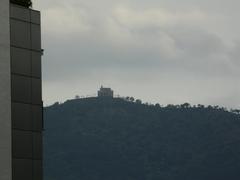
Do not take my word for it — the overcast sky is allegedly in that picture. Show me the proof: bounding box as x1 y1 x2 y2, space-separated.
33 0 240 108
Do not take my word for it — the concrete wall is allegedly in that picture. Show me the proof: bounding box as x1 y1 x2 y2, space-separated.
0 0 12 180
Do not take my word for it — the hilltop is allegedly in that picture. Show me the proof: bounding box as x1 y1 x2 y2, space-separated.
44 97 240 180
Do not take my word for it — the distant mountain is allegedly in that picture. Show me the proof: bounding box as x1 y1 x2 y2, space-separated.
44 97 240 180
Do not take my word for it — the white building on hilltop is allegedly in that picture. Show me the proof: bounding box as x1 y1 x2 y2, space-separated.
98 86 114 98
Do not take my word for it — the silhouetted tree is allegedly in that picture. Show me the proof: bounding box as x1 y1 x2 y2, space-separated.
197 104 205 108
125 97 130 101
129 97 135 102
181 103 191 108
135 99 142 104
231 109 240 114
10 0 32 7
166 104 175 108
207 105 214 109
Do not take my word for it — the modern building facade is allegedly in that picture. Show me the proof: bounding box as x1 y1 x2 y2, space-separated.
98 86 114 98
0 1 43 180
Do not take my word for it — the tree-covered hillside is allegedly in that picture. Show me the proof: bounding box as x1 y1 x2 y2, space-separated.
44 97 240 180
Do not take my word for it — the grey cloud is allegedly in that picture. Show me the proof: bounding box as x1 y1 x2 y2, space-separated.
33 0 240 108
42 22 235 81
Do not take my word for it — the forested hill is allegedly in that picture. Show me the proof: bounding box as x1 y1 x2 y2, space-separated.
44 97 240 180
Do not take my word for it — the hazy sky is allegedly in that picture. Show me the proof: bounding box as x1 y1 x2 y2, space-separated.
33 0 240 108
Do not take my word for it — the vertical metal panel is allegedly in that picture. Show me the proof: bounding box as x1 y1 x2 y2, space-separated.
0 0 12 180
10 5 43 180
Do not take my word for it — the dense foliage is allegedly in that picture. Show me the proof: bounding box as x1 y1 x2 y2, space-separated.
10 0 32 8
44 97 240 180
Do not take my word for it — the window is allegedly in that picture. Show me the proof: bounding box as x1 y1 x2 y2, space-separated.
32 105 43 131
31 11 40 25
31 51 41 78
12 103 32 130
10 19 31 49
32 78 42 104
11 47 31 76
13 159 33 180
31 24 41 50
33 132 42 159
12 75 31 103
33 160 43 180
12 130 33 158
